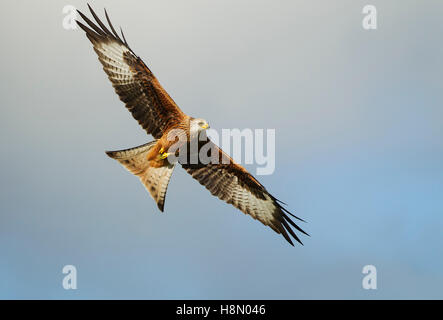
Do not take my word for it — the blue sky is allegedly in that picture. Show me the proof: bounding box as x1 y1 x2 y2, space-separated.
1 0 443 299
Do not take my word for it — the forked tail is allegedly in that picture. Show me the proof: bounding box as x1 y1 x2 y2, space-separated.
105 141 175 212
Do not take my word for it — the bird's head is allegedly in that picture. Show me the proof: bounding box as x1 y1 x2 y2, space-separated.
190 118 210 141
190 117 209 132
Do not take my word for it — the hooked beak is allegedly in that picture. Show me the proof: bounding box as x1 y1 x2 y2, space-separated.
201 123 209 129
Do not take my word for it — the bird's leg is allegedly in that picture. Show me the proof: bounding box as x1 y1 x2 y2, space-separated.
158 146 170 160
160 152 170 160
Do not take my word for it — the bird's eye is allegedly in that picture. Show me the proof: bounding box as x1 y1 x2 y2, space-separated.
198 122 205 127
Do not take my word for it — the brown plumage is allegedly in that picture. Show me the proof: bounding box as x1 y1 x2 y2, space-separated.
77 5 308 246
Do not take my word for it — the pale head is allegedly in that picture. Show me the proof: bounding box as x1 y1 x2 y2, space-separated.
190 118 210 139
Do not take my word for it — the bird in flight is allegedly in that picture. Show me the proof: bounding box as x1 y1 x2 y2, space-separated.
76 5 308 246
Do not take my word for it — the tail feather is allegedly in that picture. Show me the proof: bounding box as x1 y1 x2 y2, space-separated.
106 141 175 211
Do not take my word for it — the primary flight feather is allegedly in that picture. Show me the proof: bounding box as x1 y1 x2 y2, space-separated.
76 5 308 245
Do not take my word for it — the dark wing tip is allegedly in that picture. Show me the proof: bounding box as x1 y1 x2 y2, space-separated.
120 27 128 45
105 150 116 158
271 199 308 246
270 194 307 223
282 211 310 237
279 226 296 246
104 7 123 41
77 4 130 47
281 218 303 245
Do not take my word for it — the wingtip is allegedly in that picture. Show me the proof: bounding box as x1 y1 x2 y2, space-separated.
87 3 95 16
157 202 165 212
105 150 115 158
284 208 307 223
76 8 87 20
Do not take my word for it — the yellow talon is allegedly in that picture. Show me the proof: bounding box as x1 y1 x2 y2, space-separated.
159 147 165 154
159 152 170 160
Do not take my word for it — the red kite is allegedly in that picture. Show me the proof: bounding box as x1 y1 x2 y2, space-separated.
77 5 308 245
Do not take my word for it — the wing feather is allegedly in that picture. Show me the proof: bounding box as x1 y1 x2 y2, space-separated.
77 6 186 139
182 140 308 246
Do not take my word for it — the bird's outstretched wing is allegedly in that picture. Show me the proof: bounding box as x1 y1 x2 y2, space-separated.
76 5 186 139
181 140 308 246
